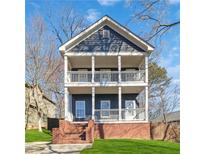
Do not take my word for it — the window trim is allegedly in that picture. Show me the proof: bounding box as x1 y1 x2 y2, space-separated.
100 100 111 118
75 100 86 118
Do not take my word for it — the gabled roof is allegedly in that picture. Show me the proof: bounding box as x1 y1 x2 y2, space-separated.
59 15 154 53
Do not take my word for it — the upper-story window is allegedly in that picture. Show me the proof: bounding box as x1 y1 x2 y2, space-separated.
102 29 110 39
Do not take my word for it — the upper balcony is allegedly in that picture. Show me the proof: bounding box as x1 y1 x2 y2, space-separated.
64 54 148 87
67 70 145 83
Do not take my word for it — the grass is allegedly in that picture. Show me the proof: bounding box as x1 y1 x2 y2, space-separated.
25 129 52 142
81 139 180 154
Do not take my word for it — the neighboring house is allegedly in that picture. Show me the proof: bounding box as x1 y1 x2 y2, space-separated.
151 111 180 123
53 16 154 144
25 83 56 129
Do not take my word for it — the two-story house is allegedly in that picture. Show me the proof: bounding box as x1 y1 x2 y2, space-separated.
52 16 154 144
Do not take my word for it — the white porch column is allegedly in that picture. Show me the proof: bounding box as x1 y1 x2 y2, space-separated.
118 55 121 82
92 56 95 83
145 86 149 122
64 87 70 121
64 56 68 83
118 86 122 120
92 87 95 120
145 54 149 121
145 55 148 83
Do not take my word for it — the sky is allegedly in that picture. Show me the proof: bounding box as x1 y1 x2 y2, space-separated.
26 0 180 85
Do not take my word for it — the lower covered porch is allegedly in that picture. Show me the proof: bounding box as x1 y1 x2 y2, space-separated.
65 86 148 123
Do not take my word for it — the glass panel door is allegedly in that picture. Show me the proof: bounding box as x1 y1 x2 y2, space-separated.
100 100 110 118
125 100 136 120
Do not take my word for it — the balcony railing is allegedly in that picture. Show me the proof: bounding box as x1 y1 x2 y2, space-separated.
94 71 118 82
67 70 145 83
68 71 92 82
94 108 145 121
121 70 145 82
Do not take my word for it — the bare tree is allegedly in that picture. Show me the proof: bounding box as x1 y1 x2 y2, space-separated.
125 1 180 123
44 6 88 117
26 6 87 124
46 6 87 44
126 0 180 42
25 15 63 131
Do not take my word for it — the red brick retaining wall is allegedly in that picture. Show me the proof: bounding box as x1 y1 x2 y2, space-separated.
52 121 151 144
94 122 151 139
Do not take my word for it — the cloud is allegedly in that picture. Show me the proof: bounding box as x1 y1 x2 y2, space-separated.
168 0 180 5
86 9 101 23
97 0 121 6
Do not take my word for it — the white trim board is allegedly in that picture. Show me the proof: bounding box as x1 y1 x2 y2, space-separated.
65 51 146 57
71 121 149 124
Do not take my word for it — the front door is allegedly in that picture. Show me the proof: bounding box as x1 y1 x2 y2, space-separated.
125 100 136 120
100 100 110 118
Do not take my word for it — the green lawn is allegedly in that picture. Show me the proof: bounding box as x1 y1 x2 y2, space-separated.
25 129 52 142
81 139 180 154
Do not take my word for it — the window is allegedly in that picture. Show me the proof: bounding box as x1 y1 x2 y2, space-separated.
101 100 110 117
102 30 110 39
75 101 85 118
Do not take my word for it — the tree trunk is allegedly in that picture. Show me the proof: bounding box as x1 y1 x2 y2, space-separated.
162 123 170 141
38 116 42 132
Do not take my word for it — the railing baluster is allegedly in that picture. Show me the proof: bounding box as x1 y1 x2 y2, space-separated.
94 108 145 121
68 70 145 83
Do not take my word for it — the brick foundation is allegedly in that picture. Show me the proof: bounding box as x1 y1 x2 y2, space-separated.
52 121 151 144
94 122 151 139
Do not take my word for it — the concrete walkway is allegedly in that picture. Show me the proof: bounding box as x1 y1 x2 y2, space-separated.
25 142 92 154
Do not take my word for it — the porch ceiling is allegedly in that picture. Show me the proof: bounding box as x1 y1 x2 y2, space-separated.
68 86 144 94
68 55 144 68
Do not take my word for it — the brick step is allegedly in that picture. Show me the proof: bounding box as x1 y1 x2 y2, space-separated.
60 139 89 144
62 133 86 140
52 120 95 144
59 123 87 134
60 128 85 134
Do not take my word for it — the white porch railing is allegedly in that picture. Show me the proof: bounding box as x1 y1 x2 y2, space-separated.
121 70 145 82
94 71 118 82
67 70 145 83
94 108 145 121
68 71 92 82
